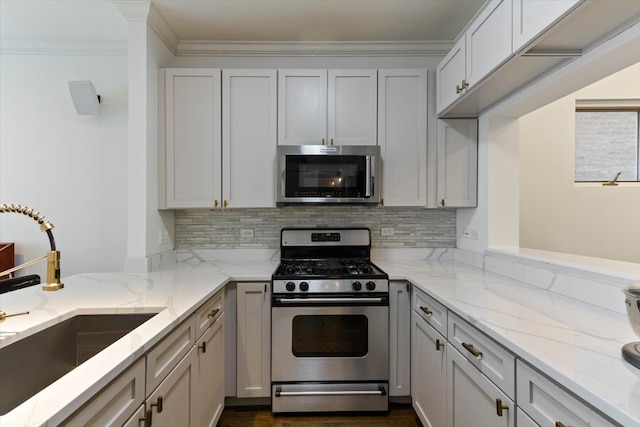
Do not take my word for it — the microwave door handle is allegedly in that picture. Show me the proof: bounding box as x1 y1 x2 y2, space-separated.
365 156 372 197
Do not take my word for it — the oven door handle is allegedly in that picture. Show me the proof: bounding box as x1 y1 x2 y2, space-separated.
275 386 387 397
276 297 384 304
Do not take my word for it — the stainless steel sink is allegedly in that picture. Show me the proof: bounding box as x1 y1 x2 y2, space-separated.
0 313 157 416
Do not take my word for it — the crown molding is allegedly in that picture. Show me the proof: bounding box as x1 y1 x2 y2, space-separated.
0 39 127 56
112 0 151 22
147 3 179 54
174 40 453 57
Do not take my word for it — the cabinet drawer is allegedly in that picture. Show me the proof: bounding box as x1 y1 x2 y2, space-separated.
146 316 195 394
62 358 145 427
447 312 515 398
516 360 618 427
195 289 224 339
412 287 448 337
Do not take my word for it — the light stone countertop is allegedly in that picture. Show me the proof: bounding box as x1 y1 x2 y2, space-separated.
0 255 638 426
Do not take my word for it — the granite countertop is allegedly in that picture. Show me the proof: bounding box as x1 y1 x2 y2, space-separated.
0 255 638 426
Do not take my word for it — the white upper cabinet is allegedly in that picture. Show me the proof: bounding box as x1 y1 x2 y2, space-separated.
278 69 377 145
436 37 466 114
161 69 222 208
465 0 513 89
437 119 478 208
378 69 428 207
222 69 277 208
328 69 378 145
160 68 277 209
512 0 581 52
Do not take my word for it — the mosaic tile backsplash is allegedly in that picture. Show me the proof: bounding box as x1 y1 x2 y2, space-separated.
174 206 456 249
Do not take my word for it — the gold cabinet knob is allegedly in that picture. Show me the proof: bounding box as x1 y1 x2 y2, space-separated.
495 398 509 416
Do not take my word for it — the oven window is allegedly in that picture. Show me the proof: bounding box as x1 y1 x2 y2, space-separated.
285 155 366 197
292 315 368 357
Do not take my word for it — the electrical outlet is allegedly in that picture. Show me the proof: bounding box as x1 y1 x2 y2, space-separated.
381 227 394 236
241 229 254 238
462 228 479 240
159 228 169 245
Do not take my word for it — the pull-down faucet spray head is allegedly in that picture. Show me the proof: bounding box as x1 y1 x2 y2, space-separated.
0 203 63 291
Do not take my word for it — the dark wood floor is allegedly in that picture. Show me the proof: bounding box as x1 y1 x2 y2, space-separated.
217 404 423 427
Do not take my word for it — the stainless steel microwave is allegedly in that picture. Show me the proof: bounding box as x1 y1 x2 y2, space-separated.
276 145 381 205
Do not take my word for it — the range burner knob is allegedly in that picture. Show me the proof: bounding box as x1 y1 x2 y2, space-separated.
299 282 309 292
352 281 362 291
366 281 376 291
285 282 296 292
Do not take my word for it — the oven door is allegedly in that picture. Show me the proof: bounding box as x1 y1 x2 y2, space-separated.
271 303 388 382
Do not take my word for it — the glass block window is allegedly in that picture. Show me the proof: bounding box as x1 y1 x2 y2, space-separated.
574 100 640 182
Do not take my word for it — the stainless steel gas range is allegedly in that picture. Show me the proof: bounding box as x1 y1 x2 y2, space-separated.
271 228 389 413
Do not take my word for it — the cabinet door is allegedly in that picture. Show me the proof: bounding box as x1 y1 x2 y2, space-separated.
278 69 327 145
389 282 411 397
447 344 515 427
163 69 222 208
193 313 225 427
411 311 447 427
222 70 277 207
465 0 513 88
512 0 581 52
437 119 478 208
145 346 197 427
436 37 466 114
236 282 271 398
516 408 540 427
328 69 377 146
378 69 427 206
123 404 146 427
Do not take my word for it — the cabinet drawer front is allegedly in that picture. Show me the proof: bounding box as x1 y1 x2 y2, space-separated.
516 360 618 427
412 287 448 337
146 316 195 394
195 289 224 339
62 358 146 427
447 312 515 398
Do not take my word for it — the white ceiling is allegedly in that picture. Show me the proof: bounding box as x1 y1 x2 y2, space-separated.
0 0 485 49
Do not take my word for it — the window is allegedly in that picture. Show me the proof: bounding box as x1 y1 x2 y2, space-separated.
574 100 640 182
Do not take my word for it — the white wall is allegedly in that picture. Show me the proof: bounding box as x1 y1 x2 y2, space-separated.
519 63 640 263
0 53 128 278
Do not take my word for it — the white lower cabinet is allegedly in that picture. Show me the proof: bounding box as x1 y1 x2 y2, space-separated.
447 343 515 427
516 360 618 427
61 358 146 427
144 346 197 427
411 307 447 427
193 312 225 427
123 404 146 427
517 407 540 427
236 282 271 398
389 281 411 396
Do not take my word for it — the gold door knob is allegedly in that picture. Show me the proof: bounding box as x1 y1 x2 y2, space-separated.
214 200 219 208
223 200 228 208
440 199 445 207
